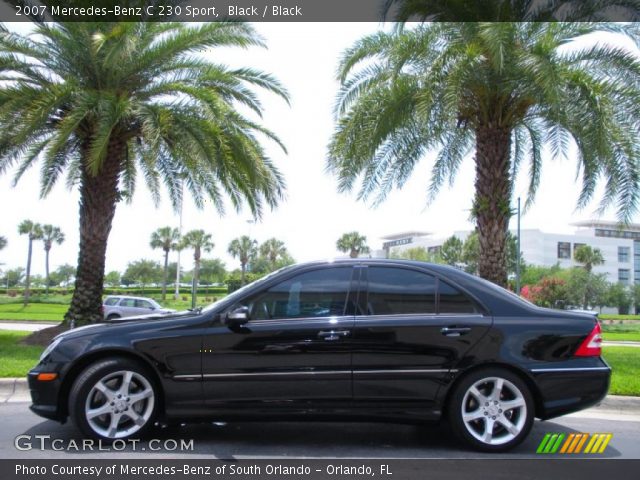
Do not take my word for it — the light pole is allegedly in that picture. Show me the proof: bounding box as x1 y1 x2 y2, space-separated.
174 179 184 300
516 196 521 296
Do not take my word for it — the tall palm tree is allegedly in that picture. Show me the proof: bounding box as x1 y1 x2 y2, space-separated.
328 22 640 287
259 238 288 271
18 220 42 306
0 22 288 325
150 226 181 301
228 236 258 285
336 232 370 258
41 224 65 295
574 245 605 273
181 230 214 304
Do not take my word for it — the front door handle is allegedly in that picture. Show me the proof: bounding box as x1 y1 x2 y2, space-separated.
318 330 350 341
441 326 471 337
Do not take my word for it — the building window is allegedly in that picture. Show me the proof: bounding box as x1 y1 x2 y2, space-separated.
573 243 586 258
618 269 630 284
557 242 571 259
619 246 630 263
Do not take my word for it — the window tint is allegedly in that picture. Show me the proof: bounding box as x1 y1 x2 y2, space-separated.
367 267 436 315
439 281 477 314
244 267 352 320
104 297 119 306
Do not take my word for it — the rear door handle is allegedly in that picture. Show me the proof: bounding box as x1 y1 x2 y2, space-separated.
318 330 350 341
440 326 471 337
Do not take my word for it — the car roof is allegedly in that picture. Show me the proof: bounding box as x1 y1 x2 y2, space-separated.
104 295 157 302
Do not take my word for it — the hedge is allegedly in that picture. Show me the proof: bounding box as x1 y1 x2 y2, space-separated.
0 286 228 297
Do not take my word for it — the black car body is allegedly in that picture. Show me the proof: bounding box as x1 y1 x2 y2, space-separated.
28 260 610 451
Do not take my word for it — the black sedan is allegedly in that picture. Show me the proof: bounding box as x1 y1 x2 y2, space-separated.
28 259 609 451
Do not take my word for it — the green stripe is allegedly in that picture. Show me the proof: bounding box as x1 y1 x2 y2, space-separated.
543 434 559 453
550 433 566 453
537 433 552 453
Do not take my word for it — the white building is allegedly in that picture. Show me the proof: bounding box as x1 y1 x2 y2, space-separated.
375 220 640 286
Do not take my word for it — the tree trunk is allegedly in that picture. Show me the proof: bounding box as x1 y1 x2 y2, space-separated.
350 249 357 258
162 249 169 301
240 263 246 285
23 237 33 307
45 246 50 296
65 138 124 326
473 125 512 288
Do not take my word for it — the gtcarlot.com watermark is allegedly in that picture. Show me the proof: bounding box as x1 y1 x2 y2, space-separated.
14 434 194 452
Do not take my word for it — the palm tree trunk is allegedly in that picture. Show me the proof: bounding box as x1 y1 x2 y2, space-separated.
162 249 169 301
473 125 512 288
240 263 246 285
193 259 200 308
23 238 33 307
44 246 50 296
65 138 124 326
350 249 357 258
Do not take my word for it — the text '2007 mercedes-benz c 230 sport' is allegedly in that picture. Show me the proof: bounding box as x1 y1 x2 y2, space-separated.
28 259 610 451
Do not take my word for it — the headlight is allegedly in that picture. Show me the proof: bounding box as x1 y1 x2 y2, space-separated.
39 337 62 362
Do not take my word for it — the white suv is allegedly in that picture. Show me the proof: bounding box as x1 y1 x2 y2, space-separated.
102 295 176 320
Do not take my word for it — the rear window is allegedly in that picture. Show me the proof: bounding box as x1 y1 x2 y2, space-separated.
104 297 120 306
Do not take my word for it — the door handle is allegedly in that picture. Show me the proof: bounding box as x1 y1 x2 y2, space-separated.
440 326 471 337
317 330 350 341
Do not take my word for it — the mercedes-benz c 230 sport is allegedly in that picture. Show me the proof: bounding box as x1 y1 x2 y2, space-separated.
28 259 610 451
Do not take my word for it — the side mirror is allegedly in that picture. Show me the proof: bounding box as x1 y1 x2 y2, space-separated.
226 306 250 327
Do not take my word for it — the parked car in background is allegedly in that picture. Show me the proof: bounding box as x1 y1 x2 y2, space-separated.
31 260 608 451
102 295 176 320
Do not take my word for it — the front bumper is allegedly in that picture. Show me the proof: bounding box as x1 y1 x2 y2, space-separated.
531 360 611 419
27 369 65 422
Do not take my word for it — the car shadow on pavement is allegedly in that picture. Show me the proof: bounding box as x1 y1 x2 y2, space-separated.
16 419 621 459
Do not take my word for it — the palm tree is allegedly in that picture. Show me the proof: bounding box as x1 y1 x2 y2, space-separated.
228 236 258 285
41 225 65 295
328 22 640 287
0 22 288 325
0 235 6 251
574 245 605 273
336 232 370 258
18 220 42 306
181 230 214 304
150 227 181 301
259 238 288 271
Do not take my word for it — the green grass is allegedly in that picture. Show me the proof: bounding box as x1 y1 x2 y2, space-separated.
601 322 640 342
600 314 640 321
0 331 43 377
603 347 640 396
0 303 66 321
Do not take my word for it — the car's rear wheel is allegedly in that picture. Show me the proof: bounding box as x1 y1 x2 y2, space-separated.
69 358 157 441
106 314 120 321
448 368 534 452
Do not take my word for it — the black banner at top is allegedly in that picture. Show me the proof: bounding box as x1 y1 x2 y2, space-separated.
0 0 639 22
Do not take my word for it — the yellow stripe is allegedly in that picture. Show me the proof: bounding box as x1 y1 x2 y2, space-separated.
585 434 602 453
574 434 589 453
560 434 575 453
597 434 613 453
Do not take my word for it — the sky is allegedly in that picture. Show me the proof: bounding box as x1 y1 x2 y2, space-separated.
0 22 638 277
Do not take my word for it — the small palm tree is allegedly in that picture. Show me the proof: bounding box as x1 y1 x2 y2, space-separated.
150 227 181 301
41 225 65 295
337 232 370 258
259 238 288 271
574 245 605 273
18 220 42 305
181 230 214 305
328 22 640 287
228 236 258 285
0 22 288 325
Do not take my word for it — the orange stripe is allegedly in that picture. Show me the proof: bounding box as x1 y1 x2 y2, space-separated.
560 434 575 453
567 434 583 453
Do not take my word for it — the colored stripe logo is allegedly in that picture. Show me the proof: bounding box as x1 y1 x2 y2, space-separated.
536 433 612 454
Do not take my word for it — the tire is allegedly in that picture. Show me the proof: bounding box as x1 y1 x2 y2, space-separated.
69 357 158 441
106 314 121 321
447 367 534 452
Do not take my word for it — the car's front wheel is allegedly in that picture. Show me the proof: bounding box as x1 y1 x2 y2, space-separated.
448 368 534 452
69 357 158 441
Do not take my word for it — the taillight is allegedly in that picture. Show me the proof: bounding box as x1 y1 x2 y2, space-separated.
575 322 602 357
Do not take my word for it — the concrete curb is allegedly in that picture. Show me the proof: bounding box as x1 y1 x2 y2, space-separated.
0 378 29 403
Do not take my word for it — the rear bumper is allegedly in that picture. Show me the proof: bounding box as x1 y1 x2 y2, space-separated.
530 361 611 420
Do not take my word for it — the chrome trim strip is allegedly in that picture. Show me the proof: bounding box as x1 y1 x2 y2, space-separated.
530 367 611 373
174 368 457 380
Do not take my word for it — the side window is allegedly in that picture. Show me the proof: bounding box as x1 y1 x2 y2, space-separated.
367 267 436 315
120 298 136 307
243 267 353 320
438 281 478 314
135 300 152 309
104 297 119 306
